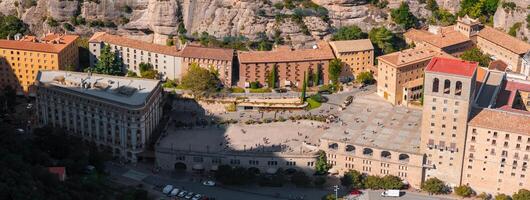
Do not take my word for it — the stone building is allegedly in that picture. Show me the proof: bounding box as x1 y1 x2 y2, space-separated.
237 42 335 88
420 57 479 187
404 16 530 79
35 70 163 162
88 32 183 80
376 47 454 106
0 34 79 95
180 44 235 86
329 39 374 82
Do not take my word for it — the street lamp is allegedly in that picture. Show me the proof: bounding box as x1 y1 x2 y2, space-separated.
333 185 339 200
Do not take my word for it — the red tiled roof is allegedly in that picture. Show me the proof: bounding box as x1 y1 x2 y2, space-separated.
478 26 530 55
0 34 78 53
425 57 478 77
488 60 508 71
89 32 181 57
238 41 335 63
180 45 234 61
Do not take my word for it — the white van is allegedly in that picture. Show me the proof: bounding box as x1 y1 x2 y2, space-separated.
381 190 400 197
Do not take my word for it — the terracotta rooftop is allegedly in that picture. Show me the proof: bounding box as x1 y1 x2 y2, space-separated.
425 57 478 77
0 34 78 53
377 47 454 68
329 39 374 53
488 60 508 71
403 26 471 49
468 108 530 135
88 32 181 57
238 41 335 63
478 26 530 55
180 45 234 61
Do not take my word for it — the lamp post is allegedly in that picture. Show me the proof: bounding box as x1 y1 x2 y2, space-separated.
333 185 339 200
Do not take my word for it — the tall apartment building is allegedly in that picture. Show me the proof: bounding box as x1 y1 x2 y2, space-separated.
237 42 335 88
329 39 374 82
404 16 530 79
376 47 454 106
88 32 183 80
420 57 479 186
180 44 235 86
35 70 163 162
0 34 79 95
463 108 530 194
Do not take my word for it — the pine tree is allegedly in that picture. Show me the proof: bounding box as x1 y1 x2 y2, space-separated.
88 45 122 75
301 71 307 102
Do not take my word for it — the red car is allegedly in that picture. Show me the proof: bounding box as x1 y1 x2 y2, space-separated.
349 189 362 196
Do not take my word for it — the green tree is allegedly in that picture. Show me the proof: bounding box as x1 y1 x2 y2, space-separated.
460 47 492 67
331 25 368 41
356 71 374 84
127 70 138 77
513 189 530 200
313 67 320 86
301 71 307 102
430 9 457 26
426 0 439 11
381 175 404 189
454 185 474 197
508 22 522 37
180 63 220 95
267 65 277 88
315 150 331 175
328 58 343 84
477 192 492 200
364 175 384 189
458 0 499 24
421 177 447 195
0 15 28 39
86 45 122 75
369 27 401 55
391 3 418 29
291 171 311 187
340 170 363 188
314 176 326 188
494 194 511 200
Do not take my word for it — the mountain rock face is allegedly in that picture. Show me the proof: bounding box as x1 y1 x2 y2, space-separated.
0 0 506 47
493 3 530 41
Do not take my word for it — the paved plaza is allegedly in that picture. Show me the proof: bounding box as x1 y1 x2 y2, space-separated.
322 93 422 154
158 120 327 154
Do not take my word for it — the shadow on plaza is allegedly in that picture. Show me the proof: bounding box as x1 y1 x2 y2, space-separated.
155 96 340 195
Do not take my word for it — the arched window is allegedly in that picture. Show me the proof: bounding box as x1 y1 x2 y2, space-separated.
328 143 338 150
444 79 451 94
455 81 462 96
399 154 410 162
345 145 355 152
381 151 391 159
363 148 373 156
432 78 439 92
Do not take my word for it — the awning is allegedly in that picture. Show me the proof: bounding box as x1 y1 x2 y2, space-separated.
328 167 339 175
266 168 277 174
192 164 204 170
210 165 218 171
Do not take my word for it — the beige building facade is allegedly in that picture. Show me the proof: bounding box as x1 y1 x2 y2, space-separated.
180 45 235 86
329 39 374 82
376 48 453 106
420 57 478 187
36 70 163 162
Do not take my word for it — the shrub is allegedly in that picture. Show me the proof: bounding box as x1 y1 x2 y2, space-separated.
421 177 447 194
291 171 311 187
454 185 474 197
230 87 245 93
62 23 74 31
250 81 260 89
313 176 326 187
47 17 59 27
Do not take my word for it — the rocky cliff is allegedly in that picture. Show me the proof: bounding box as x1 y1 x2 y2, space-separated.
0 0 459 47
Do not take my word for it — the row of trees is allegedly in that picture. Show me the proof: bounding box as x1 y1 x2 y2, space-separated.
420 177 530 200
340 170 405 190
331 25 406 57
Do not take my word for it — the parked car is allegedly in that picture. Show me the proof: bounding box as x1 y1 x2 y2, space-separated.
185 192 195 199
191 194 202 200
349 189 362 196
169 188 180 197
162 185 174 195
177 191 188 198
202 180 215 186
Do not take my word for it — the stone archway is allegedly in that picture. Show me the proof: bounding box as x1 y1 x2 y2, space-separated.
174 162 187 171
